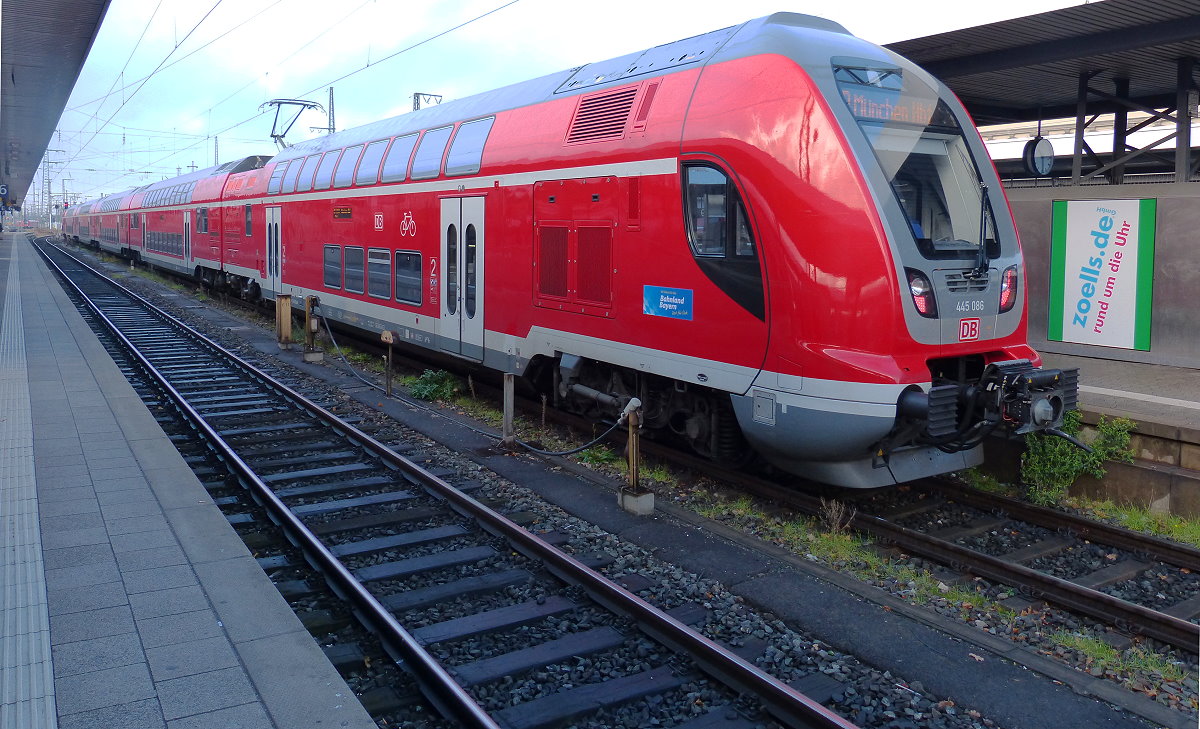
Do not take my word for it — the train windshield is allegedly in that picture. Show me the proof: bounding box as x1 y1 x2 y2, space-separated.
833 58 995 261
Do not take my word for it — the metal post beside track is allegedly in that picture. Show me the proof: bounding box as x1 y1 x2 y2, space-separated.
381 330 398 397
275 294 292 349
502 373 516 448
618 404 653 515
304 295 323 362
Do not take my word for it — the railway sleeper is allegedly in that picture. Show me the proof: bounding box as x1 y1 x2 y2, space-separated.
274 476 397 500
262 461 378 484
409 595 578 646
353 545 496 582
379 568 535 613
493 664 691 729
329 525 468 558
451 626 626 687
290 489 415 516
310 505 447 536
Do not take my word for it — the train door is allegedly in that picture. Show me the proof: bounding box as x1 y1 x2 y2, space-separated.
140 214 146 252
265 206 282 297
438 197 485 361
183 211 192 267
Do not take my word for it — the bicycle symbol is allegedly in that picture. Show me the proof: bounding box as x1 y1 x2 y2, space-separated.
400 212 416 236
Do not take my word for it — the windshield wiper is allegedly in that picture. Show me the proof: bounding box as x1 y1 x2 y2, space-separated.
968 181 990 279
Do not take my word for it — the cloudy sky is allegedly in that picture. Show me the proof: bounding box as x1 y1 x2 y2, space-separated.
50 0 1087 202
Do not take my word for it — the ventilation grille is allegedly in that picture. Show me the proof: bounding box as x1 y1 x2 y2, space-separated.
538 226 569 298
576 227 612 305
567 87 638 143
944 271 989 293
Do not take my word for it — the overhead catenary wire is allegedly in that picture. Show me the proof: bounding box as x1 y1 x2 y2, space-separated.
65 0 522 198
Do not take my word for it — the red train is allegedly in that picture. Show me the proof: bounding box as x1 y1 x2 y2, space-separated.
63 12 1077 487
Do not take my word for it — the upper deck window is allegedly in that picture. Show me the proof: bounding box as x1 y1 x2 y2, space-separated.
355 140 389 186
333 146 362 188
283 158 307 193
268 162 290 194
295 154 321 193
313 151 339 191
410 126 454 180
445 117 494 176
380 134 419 184
833 57 995 261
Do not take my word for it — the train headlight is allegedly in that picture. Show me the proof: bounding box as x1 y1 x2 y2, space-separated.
999 265 1018 313
906 268 937 318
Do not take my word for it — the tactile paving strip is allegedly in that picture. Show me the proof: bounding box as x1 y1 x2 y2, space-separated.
0 239 58 729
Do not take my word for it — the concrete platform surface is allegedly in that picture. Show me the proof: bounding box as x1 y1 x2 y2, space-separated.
0 234 376 729
1043 352 1200 436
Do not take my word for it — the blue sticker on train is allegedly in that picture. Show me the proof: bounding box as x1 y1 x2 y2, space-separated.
643 286 693 320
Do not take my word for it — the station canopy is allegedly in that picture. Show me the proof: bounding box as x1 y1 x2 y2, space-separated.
0 0 110 208
887 0 1200 125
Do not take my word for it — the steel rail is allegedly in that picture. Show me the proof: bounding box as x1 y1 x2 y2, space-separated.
34 241 503 729
922 479 1200 572
736 476 1200 653
38 240 861 729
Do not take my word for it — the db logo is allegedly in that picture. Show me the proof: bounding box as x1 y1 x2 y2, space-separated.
959 318 980 341
373 213 384 231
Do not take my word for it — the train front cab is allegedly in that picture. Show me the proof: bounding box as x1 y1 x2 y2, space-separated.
707 16 1078 487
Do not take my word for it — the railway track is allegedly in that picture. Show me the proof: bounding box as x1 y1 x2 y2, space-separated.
35 238 861 729
639 444 1200 655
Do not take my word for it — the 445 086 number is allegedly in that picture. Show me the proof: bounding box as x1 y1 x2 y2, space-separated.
955 300 986 313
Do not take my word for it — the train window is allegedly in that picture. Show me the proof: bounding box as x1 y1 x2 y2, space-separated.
333 145 363 188
197 208 208 233
268 162 289 194
681 162 765 320
355 140 389 186
445 117 494 176
683 165 755 258
344 246 365 294
394 251 422 306
445 224 458 314
295 154 321 193
283 157 306 193
410 126 454 180
367 248 391 299
323 245 342 289
313 151 339 191
244 205 252 236
380 134 418 184
464 224 477 318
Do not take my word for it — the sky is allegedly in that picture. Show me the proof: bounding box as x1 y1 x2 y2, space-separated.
44 0 1090 204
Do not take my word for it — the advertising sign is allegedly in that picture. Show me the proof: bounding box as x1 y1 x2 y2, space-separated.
1048 199 1156 350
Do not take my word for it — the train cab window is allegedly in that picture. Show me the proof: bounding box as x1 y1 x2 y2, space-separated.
380 134 419 184
283 159 306 193
683 165 755 258
295 154 321 192
333 145 362 188
367 248 390 299
313 151 339 191
410 126 454 180
355 140 389 186
244 205 252 236
323 245 342 288
445 117 494 176
395 251 422 305
268 162 290 194
344 246 366 294
681 163 764 320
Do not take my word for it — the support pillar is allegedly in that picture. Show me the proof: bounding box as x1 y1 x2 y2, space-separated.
1112 78 1130 184
1072 71 1090 184
1176 57 1195 183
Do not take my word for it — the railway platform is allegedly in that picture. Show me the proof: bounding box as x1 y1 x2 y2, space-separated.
0 232 375 729
1023 352 1199 515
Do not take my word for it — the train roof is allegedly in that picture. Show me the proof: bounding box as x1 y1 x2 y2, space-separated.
270 12 852 164
72 156 272 210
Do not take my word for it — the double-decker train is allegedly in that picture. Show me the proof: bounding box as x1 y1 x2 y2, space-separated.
62 12 1077 487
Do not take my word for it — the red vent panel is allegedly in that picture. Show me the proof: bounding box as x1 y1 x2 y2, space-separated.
576 226 612 305
537 226 569 298
566 86 638 143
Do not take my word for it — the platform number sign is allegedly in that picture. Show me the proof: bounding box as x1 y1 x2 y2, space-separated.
959 318 980 342
0 184 7 197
